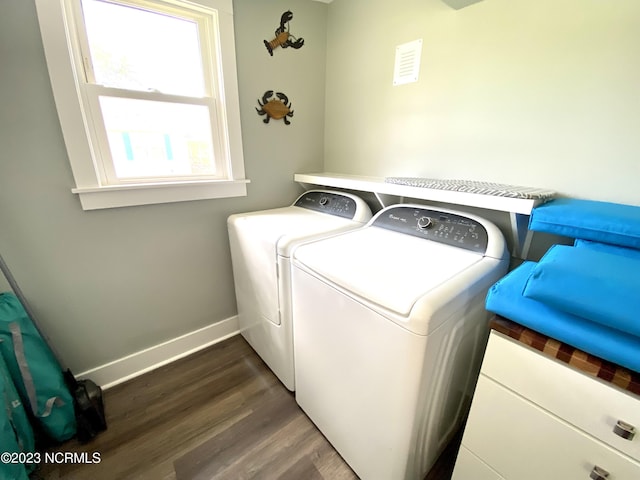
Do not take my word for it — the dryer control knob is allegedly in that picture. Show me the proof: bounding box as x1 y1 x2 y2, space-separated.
319 197 329 206
417 216 433 229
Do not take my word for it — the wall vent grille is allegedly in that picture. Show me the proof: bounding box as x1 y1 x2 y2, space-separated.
393 39 422 86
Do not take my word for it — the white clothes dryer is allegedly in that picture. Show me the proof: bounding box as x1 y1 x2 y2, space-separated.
227 190 371 391
291 204 509 480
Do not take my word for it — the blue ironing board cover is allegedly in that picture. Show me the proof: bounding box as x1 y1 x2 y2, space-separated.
486 261 640 374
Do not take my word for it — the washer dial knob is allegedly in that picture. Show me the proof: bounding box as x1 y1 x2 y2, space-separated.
417 216 433 229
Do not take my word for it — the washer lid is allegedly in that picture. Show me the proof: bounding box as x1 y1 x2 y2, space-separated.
293 226 483 317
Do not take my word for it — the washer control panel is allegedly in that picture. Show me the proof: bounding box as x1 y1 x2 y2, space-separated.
372 206 488 253
294 191 359 219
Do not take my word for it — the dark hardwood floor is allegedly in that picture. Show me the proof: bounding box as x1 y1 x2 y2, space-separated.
33 335 460 480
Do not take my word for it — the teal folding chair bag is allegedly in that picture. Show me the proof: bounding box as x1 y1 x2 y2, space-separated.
0 292 76 442
0 348 35 479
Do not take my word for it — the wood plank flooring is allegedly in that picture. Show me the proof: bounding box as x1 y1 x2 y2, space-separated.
33 335 459 480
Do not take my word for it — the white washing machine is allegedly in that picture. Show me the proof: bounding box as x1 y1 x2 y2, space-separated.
227 190 371 391
291 204 509 480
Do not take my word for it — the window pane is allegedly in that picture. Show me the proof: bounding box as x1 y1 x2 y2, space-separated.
99 96 216 179
81 0 206 97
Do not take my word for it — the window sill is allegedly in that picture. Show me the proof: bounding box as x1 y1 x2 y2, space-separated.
72 179 250 210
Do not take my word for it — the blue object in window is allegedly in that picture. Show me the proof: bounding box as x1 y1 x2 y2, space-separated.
122 132 134 161
164 134 173 160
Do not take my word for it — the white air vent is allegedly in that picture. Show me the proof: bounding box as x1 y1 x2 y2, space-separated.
393 39 422 86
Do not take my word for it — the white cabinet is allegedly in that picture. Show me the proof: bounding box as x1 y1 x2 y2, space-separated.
453 447 504 480
452 331 640 480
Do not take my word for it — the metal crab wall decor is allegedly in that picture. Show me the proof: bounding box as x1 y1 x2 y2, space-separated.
263 11 304 56
256 91 294 125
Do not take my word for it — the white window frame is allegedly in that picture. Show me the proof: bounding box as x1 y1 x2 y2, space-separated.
35 0 248 210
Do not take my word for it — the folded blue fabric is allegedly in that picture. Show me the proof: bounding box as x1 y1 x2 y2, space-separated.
486 261 640 373
575 239 640 260
522 245 640 338
529 198 640 248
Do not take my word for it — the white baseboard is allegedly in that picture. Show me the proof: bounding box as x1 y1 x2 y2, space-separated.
76 316 239 390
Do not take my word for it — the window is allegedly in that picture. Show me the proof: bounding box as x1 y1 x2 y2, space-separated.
35 0 247 210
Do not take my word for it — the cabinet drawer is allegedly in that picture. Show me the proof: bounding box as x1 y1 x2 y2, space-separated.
481 331 640 460
462 375 640 480
452 446 504 480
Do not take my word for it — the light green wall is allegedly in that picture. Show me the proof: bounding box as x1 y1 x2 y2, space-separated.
324 0 640 206
2 0 638 374
0 0 326 372
235 1 328 196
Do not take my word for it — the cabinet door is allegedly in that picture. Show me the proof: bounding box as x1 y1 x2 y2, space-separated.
452 446 504 480
481 332 640 460
461 376 640 480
